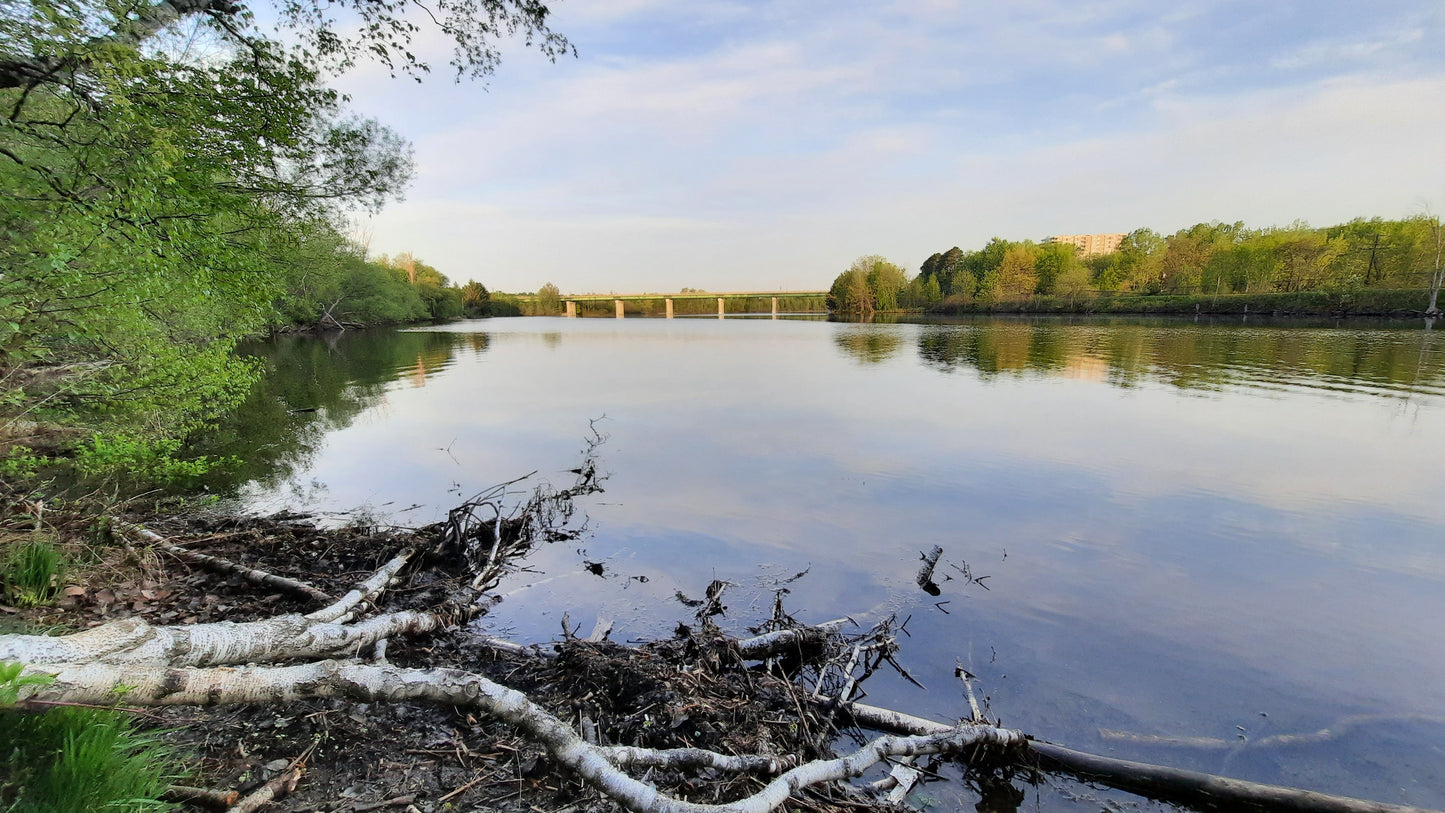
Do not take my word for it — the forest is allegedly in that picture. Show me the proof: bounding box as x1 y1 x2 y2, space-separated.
0 0 512 485
829 218 1445 316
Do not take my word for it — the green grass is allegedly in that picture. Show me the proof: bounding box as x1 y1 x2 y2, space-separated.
2 536 67 607
0 705 180 812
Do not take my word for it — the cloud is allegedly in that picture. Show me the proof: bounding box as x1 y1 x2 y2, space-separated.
1270 24 1428 72
338 3 1445 291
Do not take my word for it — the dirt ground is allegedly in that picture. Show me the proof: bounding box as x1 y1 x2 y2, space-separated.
3 506 897 813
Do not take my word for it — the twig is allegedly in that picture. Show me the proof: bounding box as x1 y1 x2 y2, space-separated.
347 796 417 812
162 785 239 809
228 767 301 813
115 521 330 603
438 775 486 803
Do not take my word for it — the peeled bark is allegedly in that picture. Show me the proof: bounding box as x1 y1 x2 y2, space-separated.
0 550 425 668
734 619 849 660
19 660 1025 813
0 610 437 667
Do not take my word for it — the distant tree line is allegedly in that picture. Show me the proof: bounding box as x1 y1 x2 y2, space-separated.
829 217 1445 315
268 228 499 330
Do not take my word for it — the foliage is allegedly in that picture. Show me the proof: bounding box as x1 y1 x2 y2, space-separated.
909 217 1445 312
536 282 563 316
0 701 179 812
0 4 406 484
460 280 490 315
0 0 559 489
0 660 53 706
2 535 66 606
828 256 909 315
488 292 525 317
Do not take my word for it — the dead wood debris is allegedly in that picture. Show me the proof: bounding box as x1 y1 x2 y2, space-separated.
4 457 1442 813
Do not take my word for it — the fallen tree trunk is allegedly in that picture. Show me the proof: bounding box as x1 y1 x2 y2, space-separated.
0 550 423 667
422 622 1445 813
834 700 1440 813
18 659 1026 813
5 472 1437 813
0 610 437 667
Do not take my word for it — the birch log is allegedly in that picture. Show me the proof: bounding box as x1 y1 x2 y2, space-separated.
833 700 1441 813
18 660 1025 813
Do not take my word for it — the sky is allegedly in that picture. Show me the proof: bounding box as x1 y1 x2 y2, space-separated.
329 1 1445 294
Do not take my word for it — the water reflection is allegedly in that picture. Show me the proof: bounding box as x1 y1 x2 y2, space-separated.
194 329 479 489
833 327 905 364
909 317 1444 397
202 315 1445 811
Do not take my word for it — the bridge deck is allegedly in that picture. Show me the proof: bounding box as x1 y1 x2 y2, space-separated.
519 290 828 302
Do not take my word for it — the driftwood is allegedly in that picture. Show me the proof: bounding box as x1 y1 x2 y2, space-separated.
472 622 1445 813
0 550 420 667
21 659 1025 813
4 455 1438 813
162 785 240 809
118 521 332 604
230 767 302 813
916 545 943 596
8 602 1441 813
834 700 1440 813
734 618 849 660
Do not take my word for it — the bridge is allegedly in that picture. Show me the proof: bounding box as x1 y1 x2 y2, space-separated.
520 290 829 318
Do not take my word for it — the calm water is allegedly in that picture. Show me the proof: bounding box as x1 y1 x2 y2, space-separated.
212 315 1445 811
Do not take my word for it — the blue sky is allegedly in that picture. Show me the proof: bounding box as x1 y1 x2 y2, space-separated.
332 1 1445 293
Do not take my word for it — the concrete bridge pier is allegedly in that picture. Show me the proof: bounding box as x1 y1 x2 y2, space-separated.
615 299 625 319
718 297 725 318
565 301 576 318
772 297 778 318
665 298 674 319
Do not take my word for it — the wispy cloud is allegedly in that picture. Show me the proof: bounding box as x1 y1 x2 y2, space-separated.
335 1 1445 291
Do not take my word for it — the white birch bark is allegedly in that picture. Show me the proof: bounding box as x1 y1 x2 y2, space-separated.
17 660 1025 813
0 550 425 667
0 610 437 666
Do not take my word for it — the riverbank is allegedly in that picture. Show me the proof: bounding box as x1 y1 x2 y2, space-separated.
0 497 849 813
9 490 1444 813
926 288 1431 317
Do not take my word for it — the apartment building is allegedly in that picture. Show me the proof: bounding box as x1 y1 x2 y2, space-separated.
1045 233 1126 256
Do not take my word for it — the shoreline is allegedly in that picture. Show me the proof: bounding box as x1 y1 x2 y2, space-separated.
921 288 1434 318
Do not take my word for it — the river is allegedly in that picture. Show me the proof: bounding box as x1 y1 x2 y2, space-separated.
210 314 1445 811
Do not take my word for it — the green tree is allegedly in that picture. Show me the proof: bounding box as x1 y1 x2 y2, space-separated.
919 247 963 287
1055 262 1095 304
827 255 909 315
536 282 563 315
865 258 908 311
0 0 569 484
1106 228 1164 291
1033 242 1077 296
460 280 491 314
996 244 1038 300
